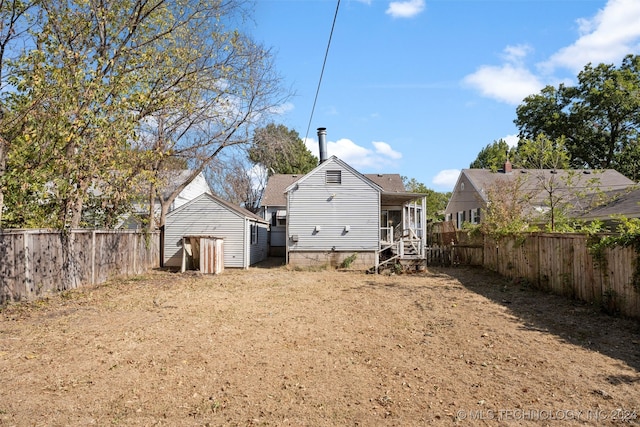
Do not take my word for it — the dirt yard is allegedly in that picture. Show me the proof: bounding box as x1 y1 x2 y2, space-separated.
1 261 639 426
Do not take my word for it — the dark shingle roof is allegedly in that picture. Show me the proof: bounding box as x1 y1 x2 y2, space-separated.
364 174 406 192
261 172 407 208
464 168 634 205
580 187 640 220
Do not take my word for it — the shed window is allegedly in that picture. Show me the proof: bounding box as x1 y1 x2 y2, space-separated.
326 170 342 184
251 224 258 244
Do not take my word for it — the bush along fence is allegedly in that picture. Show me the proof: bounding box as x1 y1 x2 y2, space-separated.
0 229 160 303
443 232 640 320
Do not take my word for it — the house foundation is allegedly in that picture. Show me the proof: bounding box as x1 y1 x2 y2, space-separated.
288 251 376 270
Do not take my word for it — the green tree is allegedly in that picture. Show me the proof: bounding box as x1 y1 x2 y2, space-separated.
469 139 513 171
0 0 37 227
2 0 283 287
515 54 640 178
402 177 450 222
514 134 570 170
249 124 318 176
2 0 284 232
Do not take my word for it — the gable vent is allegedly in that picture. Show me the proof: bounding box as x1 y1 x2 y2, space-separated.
326 170 341 184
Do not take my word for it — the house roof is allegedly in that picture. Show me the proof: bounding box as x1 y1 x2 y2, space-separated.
260 174 303 207
262 162 412 208
461 168 635 205
284 156 384 193
167 192 268 224
364 173 406 192
580 187 640 220
158 169 211 199
446 168 637 221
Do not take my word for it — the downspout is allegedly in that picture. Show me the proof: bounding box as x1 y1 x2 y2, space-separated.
243 218 251 270
285 191 290 265
375 191 380 273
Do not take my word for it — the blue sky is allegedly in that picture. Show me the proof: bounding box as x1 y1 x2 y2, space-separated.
249 0 640 192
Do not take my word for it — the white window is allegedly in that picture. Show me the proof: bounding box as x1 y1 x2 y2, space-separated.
456 211 466 229
276 210 287 227
470 208 481 224
326 170 341 184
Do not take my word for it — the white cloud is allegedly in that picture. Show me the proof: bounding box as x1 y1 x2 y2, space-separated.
386 0 425 18
542 0 640 73
269 102 294 116
462 60 544 105
464 0 640 104
304 135 402 170
372 141 402 159
503 134 519 148
432 169 460 190
501 44 532 64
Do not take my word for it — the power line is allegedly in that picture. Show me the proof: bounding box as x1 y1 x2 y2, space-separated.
304 0 340 145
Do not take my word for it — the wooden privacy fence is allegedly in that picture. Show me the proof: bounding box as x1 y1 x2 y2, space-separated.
454 232 640 319
0 229 160 303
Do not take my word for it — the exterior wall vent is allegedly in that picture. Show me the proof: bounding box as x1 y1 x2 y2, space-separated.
326 170 341 184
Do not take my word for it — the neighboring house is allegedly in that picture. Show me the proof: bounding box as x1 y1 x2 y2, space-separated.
260 174 303 257
163 193 269 269
579 187 640 228
118 170 212 229
445 161 636 229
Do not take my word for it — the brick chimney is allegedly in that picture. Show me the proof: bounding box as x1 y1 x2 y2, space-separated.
504 150 512 173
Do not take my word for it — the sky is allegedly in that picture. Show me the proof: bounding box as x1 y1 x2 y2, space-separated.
248 0 640 192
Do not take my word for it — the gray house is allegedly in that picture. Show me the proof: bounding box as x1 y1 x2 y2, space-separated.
164 193 269 269
283 154 426 271
259 128 427 271
445 161 636 229
579 187 640 228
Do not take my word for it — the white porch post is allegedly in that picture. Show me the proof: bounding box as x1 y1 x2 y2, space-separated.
421 196 427 252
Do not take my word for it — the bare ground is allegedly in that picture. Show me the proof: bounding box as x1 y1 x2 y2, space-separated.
1 260 639 426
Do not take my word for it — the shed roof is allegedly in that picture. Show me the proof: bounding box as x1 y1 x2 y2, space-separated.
167 193 268 224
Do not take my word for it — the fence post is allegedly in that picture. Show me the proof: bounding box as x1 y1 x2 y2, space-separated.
23 230 32 298
91 230 96 285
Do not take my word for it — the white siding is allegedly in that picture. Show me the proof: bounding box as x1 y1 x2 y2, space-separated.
164 195 250 269
171 173 211 211
264 206 286 247
287 161 379 253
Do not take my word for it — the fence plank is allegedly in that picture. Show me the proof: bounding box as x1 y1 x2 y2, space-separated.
0 230 159 302
488 233 640 319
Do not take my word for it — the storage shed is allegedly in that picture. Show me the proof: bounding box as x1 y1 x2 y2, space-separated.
164 193 268 269
181 235 224 274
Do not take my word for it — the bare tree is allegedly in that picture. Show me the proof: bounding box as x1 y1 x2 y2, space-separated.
206 153 266 213
139 30 286 230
